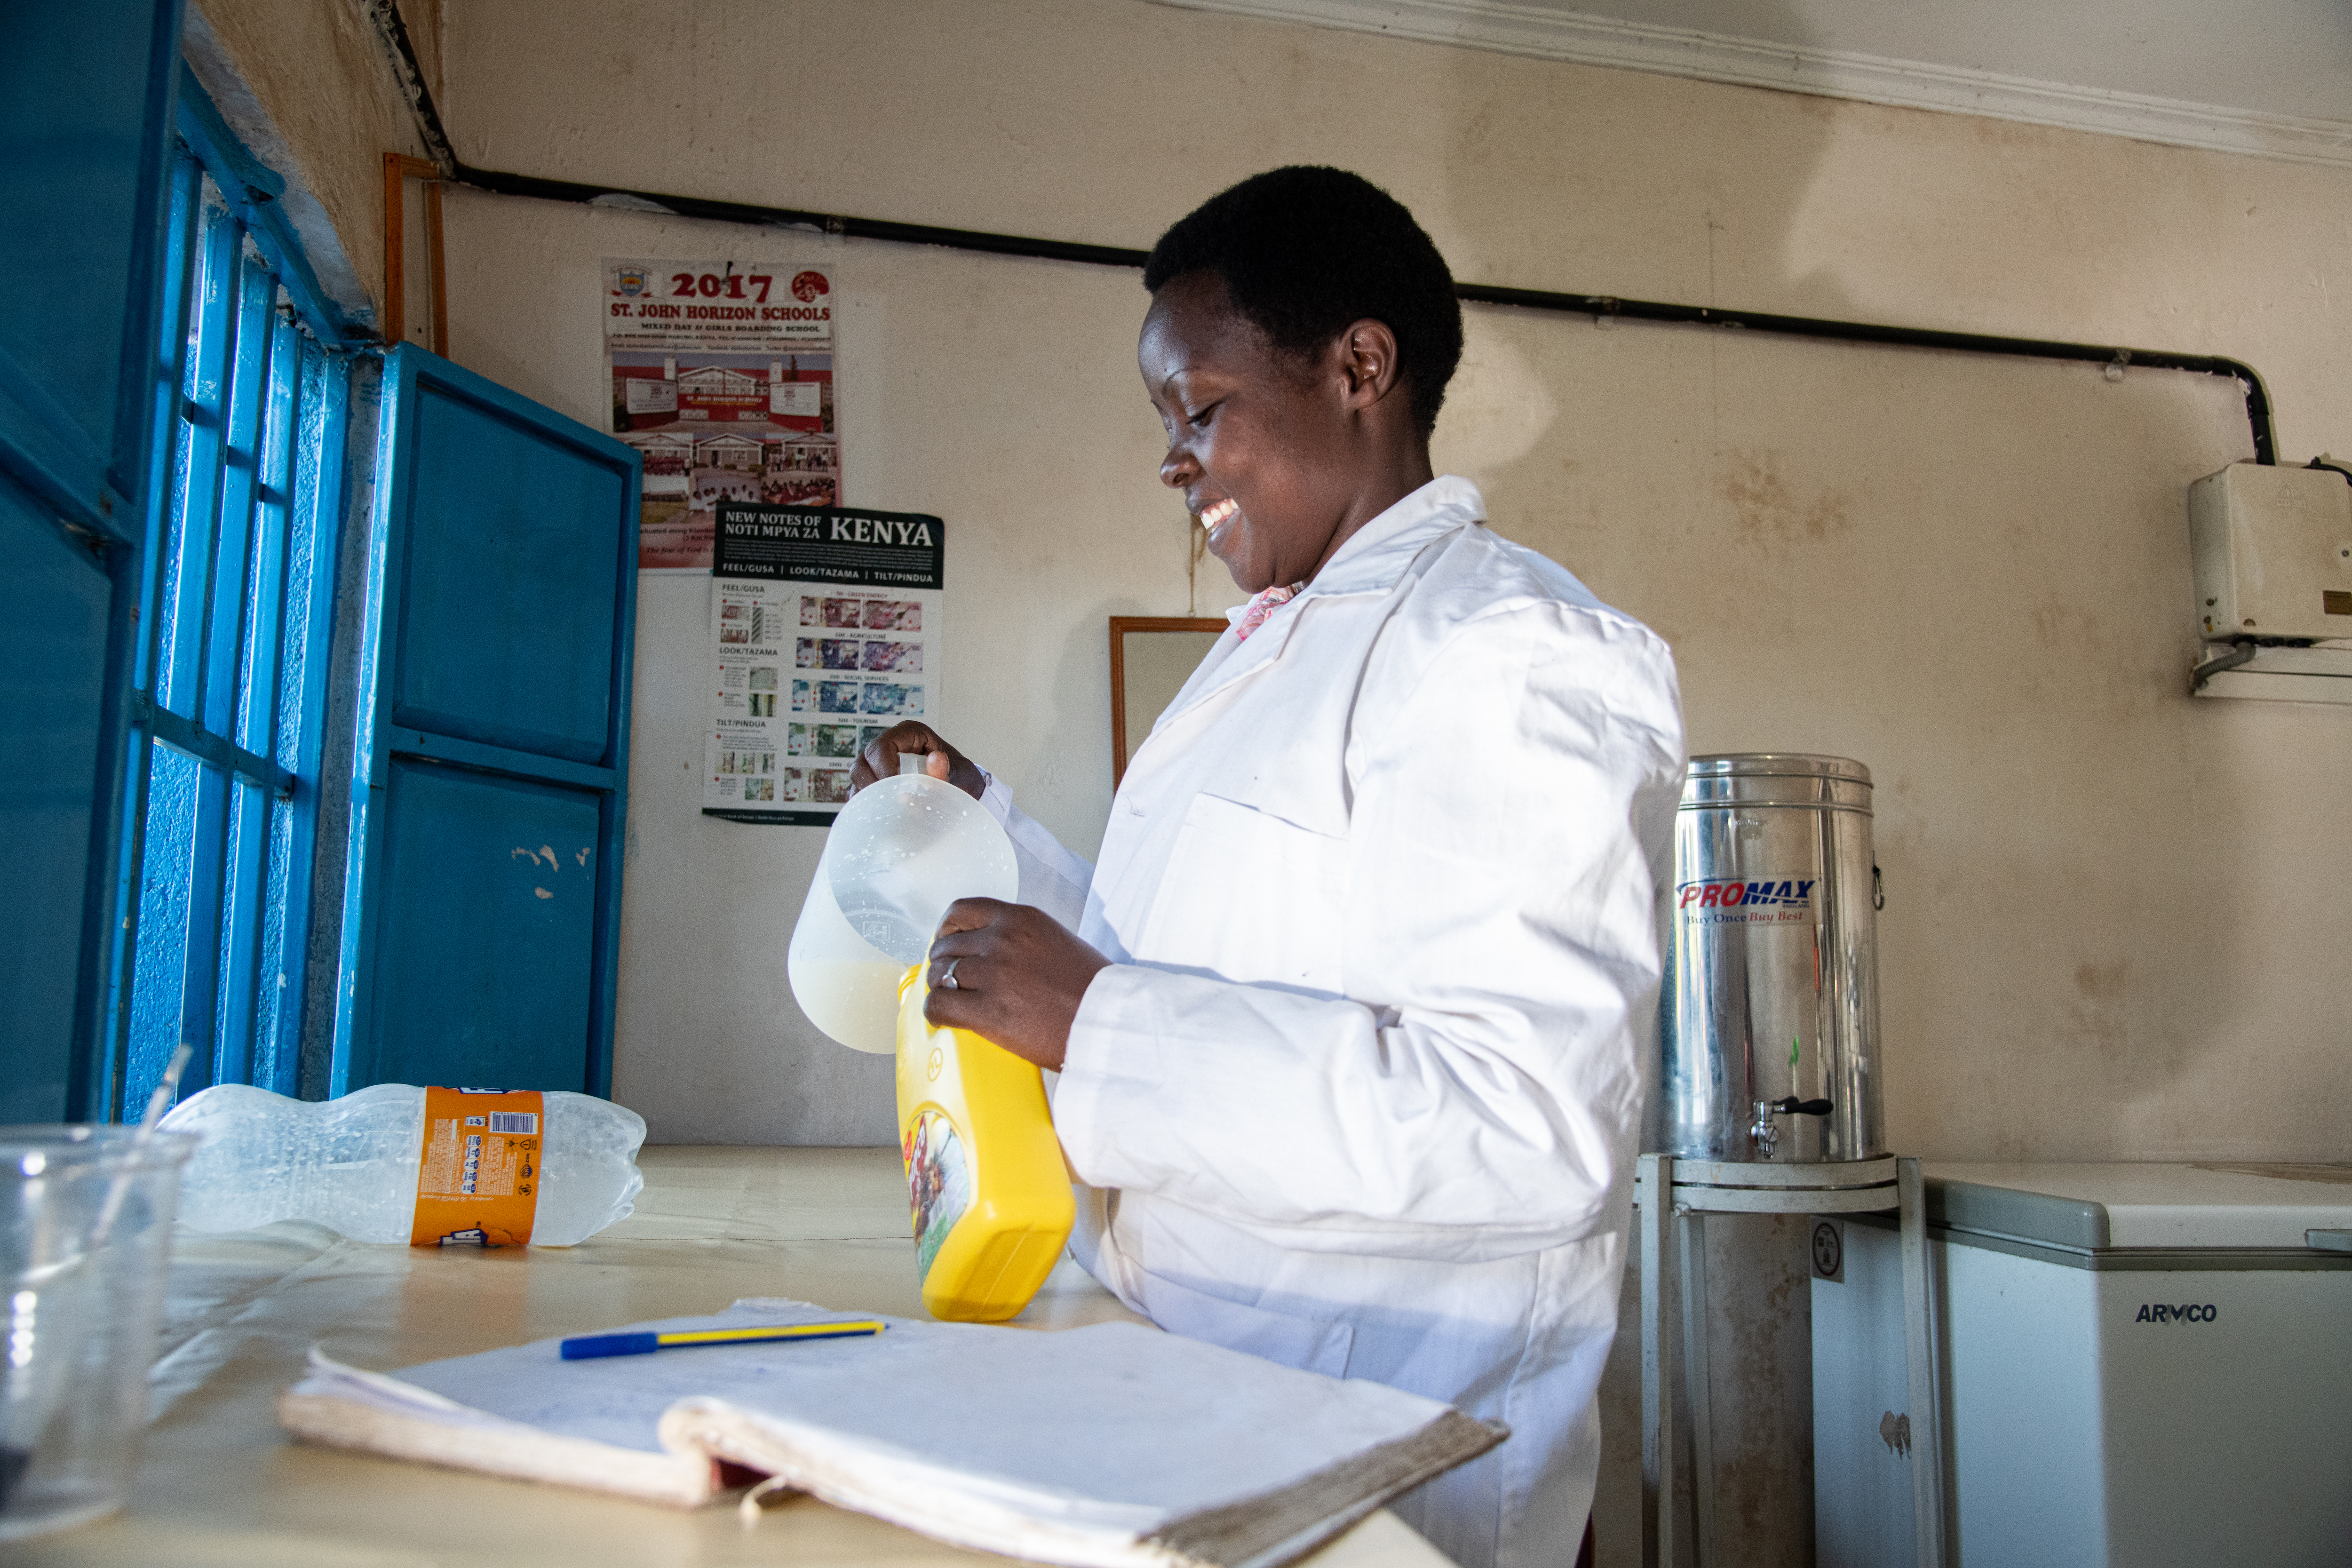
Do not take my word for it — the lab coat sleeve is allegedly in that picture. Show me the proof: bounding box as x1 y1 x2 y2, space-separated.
977 768 1095 932
1052 602 1685 1264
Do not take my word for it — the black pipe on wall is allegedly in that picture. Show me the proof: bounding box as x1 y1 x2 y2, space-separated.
365 3 2279 466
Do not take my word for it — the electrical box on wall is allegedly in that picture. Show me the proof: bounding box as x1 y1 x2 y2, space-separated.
2188 461 2352 703
2188 462 2352 639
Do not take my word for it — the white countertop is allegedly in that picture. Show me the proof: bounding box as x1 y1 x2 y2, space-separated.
15 1145 1448 1568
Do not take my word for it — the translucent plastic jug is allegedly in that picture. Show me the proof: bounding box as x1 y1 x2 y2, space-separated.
786 767 1018 1051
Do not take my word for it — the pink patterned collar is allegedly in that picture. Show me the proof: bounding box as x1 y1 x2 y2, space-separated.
1232 581 1306 641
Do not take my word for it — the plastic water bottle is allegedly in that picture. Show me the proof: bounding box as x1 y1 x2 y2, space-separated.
158 1084 646 1246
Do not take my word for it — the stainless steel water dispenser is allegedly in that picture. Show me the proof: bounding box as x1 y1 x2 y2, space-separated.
1656 754 1883 1164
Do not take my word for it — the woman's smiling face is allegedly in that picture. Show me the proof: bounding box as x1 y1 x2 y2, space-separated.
1139 271 1360 596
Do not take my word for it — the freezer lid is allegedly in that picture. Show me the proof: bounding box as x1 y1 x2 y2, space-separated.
1924 1162 2352 1251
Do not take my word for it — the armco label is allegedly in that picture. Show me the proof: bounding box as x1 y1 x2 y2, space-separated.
410 1087 545 1247
1677 876 1817 927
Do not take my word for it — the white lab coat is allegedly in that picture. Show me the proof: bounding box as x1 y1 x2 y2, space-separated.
978 476 1686 1568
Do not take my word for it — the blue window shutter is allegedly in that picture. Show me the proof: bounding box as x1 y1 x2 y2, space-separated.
0 0 186 1120
330 346 641 1097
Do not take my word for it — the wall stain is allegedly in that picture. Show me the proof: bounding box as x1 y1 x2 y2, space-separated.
2032 601 2103 652
1716 448 1855 549
2063 957 2132 1064
2075 959 2130 1000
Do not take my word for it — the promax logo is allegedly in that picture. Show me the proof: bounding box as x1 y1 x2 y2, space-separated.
2135 1303 2218 1323
1677 878 1815 910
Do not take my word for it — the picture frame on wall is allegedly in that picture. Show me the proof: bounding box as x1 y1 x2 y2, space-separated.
1108 617 1228 785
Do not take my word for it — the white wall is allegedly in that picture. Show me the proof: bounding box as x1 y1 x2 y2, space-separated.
435 0 2352 1163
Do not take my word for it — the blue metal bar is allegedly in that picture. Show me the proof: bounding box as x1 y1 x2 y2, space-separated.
261 344 350 1096
126 744 199 1112
130 689 293 795
133 149 201 699
215 310 303 1090
199 244 273 740
237 312 301 761
174 225 271 1096
585 464 640 1102
256 791 299 1095
214 773 267 1088
102 148 205 1121
172 755 228 1100
154 185 239 720
382 727 620 792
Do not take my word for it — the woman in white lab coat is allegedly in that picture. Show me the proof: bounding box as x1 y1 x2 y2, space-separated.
853 167 1686 1568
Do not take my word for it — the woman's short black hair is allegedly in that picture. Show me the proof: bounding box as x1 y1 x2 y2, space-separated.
1143 167 1462 440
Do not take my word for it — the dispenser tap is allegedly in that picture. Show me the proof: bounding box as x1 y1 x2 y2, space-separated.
1750 1096 1835 1158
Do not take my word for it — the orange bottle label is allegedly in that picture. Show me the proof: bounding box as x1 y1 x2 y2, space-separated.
410 1088 545 1247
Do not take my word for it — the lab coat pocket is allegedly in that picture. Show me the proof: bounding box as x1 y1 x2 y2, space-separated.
1136 792 1348 995
1135 1266 1354 1378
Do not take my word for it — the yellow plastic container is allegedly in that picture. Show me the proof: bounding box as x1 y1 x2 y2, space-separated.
895 967 1075 1322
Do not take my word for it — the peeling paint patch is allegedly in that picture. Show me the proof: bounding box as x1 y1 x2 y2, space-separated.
534 887 553 900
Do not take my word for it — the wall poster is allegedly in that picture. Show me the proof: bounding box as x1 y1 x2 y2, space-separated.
704 501 945 825
604 257 838 573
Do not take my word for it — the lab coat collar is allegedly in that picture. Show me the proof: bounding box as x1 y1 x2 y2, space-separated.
1163 477 1487 730
1212 474 1486 631
1298 474 1487 599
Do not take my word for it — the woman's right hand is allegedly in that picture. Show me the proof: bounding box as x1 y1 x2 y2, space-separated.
849 722 986 801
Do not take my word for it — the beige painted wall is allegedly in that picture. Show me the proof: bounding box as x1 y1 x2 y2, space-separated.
208 1 2352 1561
185 0 439 331
435 0 2352 1160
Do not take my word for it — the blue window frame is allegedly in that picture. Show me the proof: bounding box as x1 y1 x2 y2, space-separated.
107 101 357 1119
9 53 636 1122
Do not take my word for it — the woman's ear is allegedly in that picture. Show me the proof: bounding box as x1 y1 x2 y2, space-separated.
1334 318 1403 412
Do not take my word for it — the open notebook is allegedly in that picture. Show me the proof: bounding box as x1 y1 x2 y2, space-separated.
279 1297 1503 1568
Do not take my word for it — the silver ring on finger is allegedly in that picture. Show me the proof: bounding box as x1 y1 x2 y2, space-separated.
940 958 961 990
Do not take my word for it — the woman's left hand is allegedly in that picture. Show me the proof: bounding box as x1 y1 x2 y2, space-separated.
923 899 1112 1072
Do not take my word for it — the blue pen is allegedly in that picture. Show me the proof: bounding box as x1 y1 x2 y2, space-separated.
561 1319 887 1360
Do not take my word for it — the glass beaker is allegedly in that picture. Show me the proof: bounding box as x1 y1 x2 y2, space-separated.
0 1126 196 1540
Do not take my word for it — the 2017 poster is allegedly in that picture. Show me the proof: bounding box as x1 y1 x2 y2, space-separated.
603 258 839 572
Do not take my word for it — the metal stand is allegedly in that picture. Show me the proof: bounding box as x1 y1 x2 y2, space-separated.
1637 1154 1945 1568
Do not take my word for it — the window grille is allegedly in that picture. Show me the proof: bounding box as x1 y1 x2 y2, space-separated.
109 143 352 1116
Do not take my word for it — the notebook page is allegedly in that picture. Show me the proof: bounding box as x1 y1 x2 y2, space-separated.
386 1297 1459 1524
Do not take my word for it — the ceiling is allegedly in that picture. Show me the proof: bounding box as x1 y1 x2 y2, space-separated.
1150 0 2352 166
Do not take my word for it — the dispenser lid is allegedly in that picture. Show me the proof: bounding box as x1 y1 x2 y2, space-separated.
1681 754 1872 811
1686 754 1872 784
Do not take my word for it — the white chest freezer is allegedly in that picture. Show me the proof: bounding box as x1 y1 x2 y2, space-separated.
1812 1162 2352 1568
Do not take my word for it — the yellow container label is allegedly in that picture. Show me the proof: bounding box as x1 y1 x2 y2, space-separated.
896 969 1075 1322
